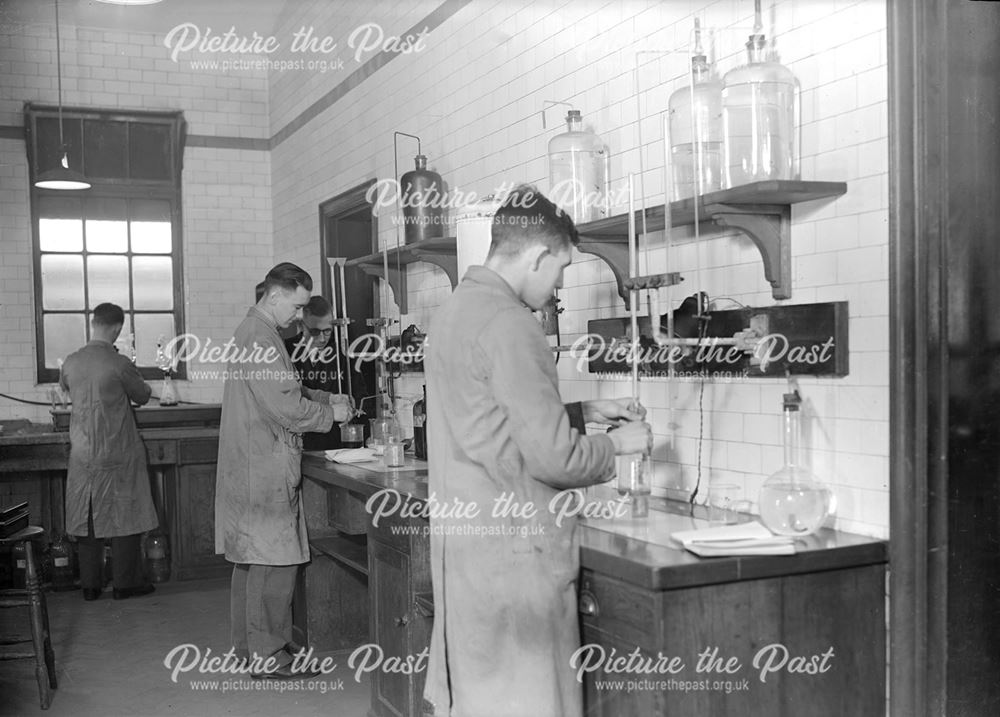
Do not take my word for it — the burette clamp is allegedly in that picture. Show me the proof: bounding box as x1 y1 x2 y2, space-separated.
622 273 684 291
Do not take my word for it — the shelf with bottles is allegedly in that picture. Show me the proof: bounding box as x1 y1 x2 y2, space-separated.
345 236 457 314
575 180 847 305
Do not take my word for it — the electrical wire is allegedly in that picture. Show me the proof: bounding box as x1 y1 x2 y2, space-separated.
0 392 56 407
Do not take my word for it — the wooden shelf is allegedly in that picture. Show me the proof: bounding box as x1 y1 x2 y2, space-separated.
310 533 369 576
345 237 456 313
575 180 848 304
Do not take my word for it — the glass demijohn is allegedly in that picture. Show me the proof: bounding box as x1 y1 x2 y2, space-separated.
721 3 800 188
758 391 834 536
547 110 608 224
668 19 723 200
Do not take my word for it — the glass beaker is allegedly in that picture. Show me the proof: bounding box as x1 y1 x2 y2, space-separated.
340 423 364 448
616 453 651 518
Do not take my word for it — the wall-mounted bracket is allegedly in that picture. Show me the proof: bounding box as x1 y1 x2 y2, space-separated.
574 181 846 304
709 203 791 299
346 237 456 314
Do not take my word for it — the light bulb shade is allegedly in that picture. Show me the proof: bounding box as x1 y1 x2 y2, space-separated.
35 158 91 190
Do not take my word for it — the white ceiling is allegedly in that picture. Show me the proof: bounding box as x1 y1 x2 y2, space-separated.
0 0 294 37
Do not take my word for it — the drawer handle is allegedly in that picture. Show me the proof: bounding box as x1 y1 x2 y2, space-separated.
579 590 599 617
395 615 410 627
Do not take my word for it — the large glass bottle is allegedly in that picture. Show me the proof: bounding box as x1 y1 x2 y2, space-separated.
758 391 834 536
400 154 444 244
721 5 799 188
668 20 723 200
547 110 607 224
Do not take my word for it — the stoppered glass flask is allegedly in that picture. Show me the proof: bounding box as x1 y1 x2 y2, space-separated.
758 391 834 536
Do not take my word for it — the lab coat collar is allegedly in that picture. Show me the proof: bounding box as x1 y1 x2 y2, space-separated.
247 305 279 335
463 265 521 305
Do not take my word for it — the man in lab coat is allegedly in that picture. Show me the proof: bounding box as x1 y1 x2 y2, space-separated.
284 295 367 450
423 186 652 716
61 302 157 601
215 263 351 679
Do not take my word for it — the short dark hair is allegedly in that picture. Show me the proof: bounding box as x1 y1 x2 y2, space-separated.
92 302 125 327
303 295 332 318
254 282 266 302
487 185 578 261
262 262 312 294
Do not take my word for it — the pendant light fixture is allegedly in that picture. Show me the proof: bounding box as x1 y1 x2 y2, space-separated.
35 0 91 191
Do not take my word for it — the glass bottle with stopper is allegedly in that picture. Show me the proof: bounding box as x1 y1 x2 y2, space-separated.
758 390 835 536
155 334 178 406
668 17 723 200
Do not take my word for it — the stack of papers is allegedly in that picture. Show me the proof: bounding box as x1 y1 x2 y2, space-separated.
671 521 797 557
324 448 378 464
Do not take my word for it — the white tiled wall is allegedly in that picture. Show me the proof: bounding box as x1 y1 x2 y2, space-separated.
0 0 889 537
269 0 890 537
0 18 274 418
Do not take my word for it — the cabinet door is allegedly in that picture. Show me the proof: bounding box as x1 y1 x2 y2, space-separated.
369 538 414 717
170 463 229 580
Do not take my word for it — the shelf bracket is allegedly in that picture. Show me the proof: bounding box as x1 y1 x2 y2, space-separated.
576 240 683 309
576 239 637 309
355 263 409 314
410 249 459 289
708 203 791 300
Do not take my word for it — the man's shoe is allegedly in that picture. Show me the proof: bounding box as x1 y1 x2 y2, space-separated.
82 588 102 601
112 584 156 600
251 662 320 681
284 641 306 657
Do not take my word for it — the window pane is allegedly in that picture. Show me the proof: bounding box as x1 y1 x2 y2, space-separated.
131 221 172 253
85 219 128 253
132 257 173 310
83 119 128 179
87 256 130 309
41 255 84 309
130 123 172 180
44 314 86 369
134 314 176 368
39 218 83 252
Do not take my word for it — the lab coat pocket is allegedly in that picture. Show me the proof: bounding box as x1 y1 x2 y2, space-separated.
249 452 296 504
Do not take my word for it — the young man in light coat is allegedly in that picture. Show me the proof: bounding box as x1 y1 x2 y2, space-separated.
215 263 351 679
423 187 652 716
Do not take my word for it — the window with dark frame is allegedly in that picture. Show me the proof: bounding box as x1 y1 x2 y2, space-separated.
24 105 186 383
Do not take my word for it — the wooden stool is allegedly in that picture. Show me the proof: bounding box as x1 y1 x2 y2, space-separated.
1 526 57 709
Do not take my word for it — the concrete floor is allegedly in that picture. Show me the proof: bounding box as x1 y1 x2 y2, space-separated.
0 577 371 717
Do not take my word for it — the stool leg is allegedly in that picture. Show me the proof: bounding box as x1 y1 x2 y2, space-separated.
25 541 53 709
40 580 57 689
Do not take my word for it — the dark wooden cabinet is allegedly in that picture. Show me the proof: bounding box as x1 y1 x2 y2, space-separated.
367 507 431 717
579 564 886 716
163 436 228 581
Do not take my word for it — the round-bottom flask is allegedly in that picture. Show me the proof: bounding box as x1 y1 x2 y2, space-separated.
758 392 834 536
